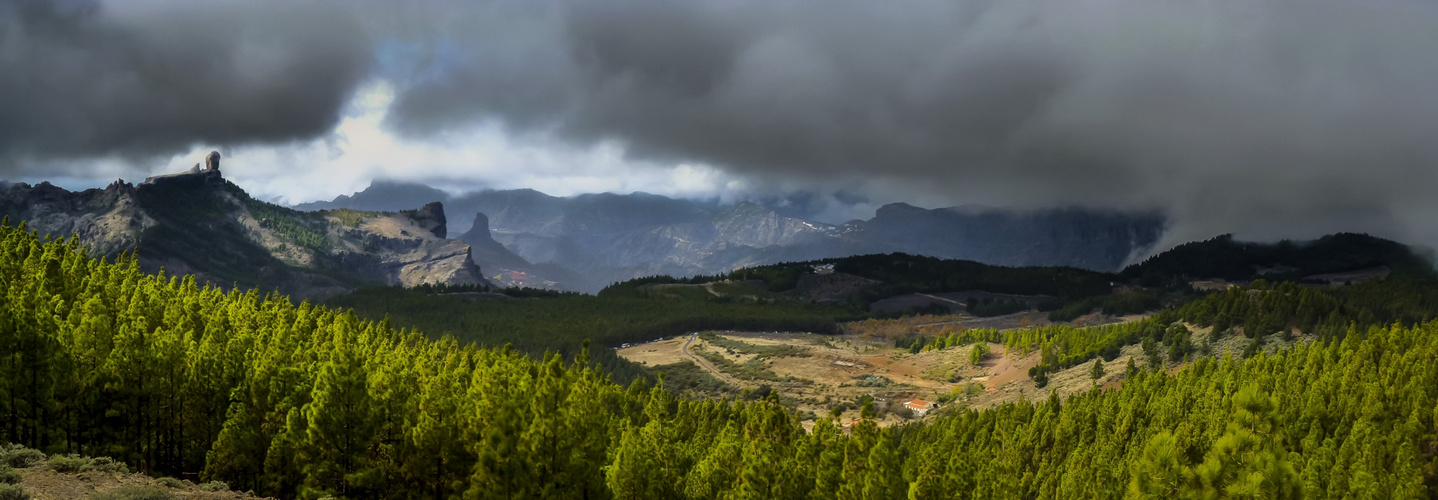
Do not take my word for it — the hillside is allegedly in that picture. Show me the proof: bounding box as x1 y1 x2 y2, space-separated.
1 220 1434 498
1123 232 1435 285
0 162 489 298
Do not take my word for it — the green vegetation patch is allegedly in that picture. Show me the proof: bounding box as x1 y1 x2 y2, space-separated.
692 347 782 382
650 361 730 395
0 483 30 500
242 198 332 252
0 465 19 485
47 454 129 474
698 333 811 358
321 208 376 228
0 446 43 469
691 347 812 385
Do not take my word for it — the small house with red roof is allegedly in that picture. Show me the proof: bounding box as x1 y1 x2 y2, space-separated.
903 399 936 417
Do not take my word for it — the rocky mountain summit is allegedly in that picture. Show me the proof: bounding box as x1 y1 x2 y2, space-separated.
0 155 488 299
304 181 1167 292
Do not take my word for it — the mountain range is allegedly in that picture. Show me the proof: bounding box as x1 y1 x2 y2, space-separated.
0 169 1167 296
299 181 1167 292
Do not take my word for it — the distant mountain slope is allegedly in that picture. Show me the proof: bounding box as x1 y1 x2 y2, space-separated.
1121 232 1435 284
0 170 489 299
303 181 1166 292
841 203 1165 271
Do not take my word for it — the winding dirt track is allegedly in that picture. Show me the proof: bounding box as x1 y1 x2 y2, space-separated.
681 333 748 388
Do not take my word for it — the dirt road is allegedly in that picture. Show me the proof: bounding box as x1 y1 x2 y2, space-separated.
682 333 748 388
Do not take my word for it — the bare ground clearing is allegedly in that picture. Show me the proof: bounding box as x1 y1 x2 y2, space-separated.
618 329 1150 427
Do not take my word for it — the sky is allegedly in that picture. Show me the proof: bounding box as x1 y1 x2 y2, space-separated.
4 0 1438 250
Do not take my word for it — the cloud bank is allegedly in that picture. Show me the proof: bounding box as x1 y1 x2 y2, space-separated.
6 0 1438 249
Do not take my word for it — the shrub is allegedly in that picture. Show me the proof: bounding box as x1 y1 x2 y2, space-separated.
196 481 229 492
0 465 18 485
88 457 129 474
854 375 891 387
0 484 29 500
90 486 174 500
154 477 183 489
0 446 44 469
47 454 91 473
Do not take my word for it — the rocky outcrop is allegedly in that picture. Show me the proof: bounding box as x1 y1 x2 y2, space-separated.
462 212 531 271
457 212 583 290
339 205 486 288
406 201 448 238
142 164 225 186
0 160 490 299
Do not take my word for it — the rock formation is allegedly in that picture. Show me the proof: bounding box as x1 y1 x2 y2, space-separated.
0 176 491 299
144 152 223 185
406 201 447 238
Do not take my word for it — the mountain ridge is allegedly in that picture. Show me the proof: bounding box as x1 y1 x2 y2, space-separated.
300 181 1166 292
0 168 490 299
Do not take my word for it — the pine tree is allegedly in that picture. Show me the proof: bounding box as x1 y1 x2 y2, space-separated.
299 338 379 499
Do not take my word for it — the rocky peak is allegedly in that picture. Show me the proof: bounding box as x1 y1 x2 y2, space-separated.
406 201 448 239
142 151 226 186
460 212 531 271
470 212 491 236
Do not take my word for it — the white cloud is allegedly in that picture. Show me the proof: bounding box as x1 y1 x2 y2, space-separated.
147 80 754 205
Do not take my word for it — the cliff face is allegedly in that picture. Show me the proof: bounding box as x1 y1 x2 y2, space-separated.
0 172 488 299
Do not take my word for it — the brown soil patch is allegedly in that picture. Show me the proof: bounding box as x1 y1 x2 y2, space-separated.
620 331 965 427
981 347 1040 389
16 466 264 499
616 336 688 367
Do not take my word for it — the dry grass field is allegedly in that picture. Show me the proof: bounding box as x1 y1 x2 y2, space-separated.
617 310 1156 429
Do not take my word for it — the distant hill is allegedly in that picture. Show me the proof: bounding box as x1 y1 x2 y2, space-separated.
301 181 1166 292
597 231 1435 324
0 169 490 299
1121 232 1435 285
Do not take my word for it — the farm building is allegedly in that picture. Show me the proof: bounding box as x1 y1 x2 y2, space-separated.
903 399 936 417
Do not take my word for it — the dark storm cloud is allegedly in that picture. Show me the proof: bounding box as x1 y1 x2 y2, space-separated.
382 0 1438 248
7 0 1438 249
0 0 371 169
